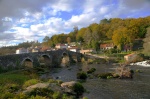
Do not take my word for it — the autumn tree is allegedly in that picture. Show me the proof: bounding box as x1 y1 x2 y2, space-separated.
76 27 86 42
112 27 133 50
83 28 93 48
143 27 150 56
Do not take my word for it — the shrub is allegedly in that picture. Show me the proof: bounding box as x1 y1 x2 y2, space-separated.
28 88 53 98
87 59 94 64
62 94 75 99
1 92 14 99
14 93 27 99
130 70 134 74
23 79 39 88
8 84 20 92
77 72 87 80
28 95 47 99
87 68 96 74
97 73 113 79
72 82 85 97
83 96 88 99
52 91 61 99
115 65 134 79
48 79 63 85
107 76 113 79
136 69 142 73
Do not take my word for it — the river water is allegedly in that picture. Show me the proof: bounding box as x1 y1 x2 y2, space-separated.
51 63 150 99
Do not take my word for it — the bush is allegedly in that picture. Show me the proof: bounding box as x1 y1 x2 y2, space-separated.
97 73 113 79
1 92 14 99
48 79 63 85
52 91 61 99
28 88 54 98
107 76 113 79
77 72 87 80
87 59 94 64
83 96 88 99
87 68 96 74
14 93 27 99
136 69 142 73
23 79 39 88
8 84 20 92
72 82 85 97
28 95 47 99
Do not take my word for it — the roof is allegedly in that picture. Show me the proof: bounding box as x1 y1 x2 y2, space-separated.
100 43 114 48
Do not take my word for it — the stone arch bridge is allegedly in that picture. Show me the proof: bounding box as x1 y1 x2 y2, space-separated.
0 49 82 68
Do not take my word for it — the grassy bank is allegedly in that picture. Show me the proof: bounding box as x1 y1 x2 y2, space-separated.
0 68 76 99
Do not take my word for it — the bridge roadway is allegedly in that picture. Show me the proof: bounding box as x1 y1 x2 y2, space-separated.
0 49 82 68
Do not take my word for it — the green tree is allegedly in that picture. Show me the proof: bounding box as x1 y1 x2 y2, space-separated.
43 36 49 42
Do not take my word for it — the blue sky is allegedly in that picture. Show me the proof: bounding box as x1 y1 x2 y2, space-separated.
0 0 150 47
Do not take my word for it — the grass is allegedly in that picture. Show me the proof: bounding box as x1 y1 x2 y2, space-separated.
0 68 75 99
0 72 30 85
0 71 31 98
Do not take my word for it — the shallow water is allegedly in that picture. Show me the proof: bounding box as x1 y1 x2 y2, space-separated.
51 63 150 99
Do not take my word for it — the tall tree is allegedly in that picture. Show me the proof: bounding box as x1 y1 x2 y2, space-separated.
143 27 150 56
112 27 132 50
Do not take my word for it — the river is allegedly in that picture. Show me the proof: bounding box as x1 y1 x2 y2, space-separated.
51 63 150 99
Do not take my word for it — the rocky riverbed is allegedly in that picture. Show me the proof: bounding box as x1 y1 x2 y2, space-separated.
49 63 150 99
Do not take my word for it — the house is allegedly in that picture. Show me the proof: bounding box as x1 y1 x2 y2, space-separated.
16 48 28 54
55 44 68 49
32 46 41 52
124 53 137 62
68 47 80 52
100 43 114 50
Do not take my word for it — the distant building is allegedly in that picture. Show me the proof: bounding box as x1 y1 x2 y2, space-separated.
80 49 95 54
16 48 28 54
100 43 114 50
55 44 68 49
32 46 41 52
124 53 137 62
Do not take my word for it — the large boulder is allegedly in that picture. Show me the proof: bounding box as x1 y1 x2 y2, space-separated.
23 83 49 93
61 81 76 94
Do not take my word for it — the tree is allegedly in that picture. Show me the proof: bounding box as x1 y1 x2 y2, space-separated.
112 27 132 50
83 28 93 48
100 18 110 24
143 27 150 56
66 37 71 44
43 36 49 42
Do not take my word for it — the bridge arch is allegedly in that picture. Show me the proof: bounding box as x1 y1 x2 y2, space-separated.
38 54 52 67
21 57 33 68
60 52 70 67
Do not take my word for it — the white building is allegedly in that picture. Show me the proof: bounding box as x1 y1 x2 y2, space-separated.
68 47 80 52
16 48 28 54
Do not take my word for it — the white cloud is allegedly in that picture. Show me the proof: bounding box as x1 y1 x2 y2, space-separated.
0 0 150 47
